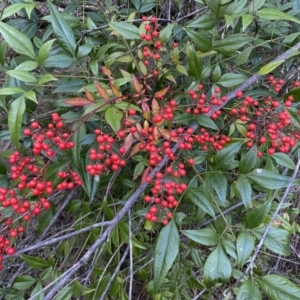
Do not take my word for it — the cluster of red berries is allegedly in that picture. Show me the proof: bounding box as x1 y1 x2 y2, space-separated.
23 113 75 157
144 170 188 225
86 129 126 176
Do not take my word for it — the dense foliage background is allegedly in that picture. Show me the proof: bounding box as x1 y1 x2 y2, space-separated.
1 0 300 299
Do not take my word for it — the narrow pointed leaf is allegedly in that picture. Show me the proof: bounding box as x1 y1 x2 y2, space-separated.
209 172 227 203
181 228 219 246
0 21 35 59
153 220 179 293
8 96 25 149
64 98 93 106
94 81 109 100
236 176 252 208
195 115 219 130
109 22 140 39
245 200 271 229
132 74 141 93
257 8 300 24
187 188 215 217
105 106 123 132
188 45 202 79
6 70 37 83
236 232 254 268
49 2 76 56
271 153 295 169
239 146 257 173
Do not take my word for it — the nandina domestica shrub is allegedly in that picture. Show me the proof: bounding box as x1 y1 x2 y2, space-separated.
1 1 300 299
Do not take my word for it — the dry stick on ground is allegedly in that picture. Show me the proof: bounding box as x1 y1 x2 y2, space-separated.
39 40 300 298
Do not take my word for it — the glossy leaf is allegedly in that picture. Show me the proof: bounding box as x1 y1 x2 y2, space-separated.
185 29 212 52
105 106 123 133
237 47 252 66
237 279 262 300
195 115 219 130
204 244 232 287
258 60 285 75
213 141 243 171
257 8 300 24
209 172 227 203
94 80 109 100
12 275 36 290
236 176 252 208
246 169 299 189
187 188 215 217
271 153 295 169
181 228 219 246
109 22 140 39
37 39 56 63
42 55 75 68
218 73 247 87
188 45 202 79
236 232 254 268
6 70 37 83
187 14 216 30
0 21 35 59
21 255 50 269
245 200 271 229
8 96 25 149
239 147 257 173
49 2 76 56
15 61 39 71
153 220 179 293
256 275 300 300
0 87 24 95
252 227 290 256
159 23 175 43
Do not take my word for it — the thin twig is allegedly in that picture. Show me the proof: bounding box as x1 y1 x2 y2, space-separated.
128 211 133 300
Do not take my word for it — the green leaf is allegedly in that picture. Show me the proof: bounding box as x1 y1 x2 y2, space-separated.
54 286 73 300
37 39 56 63
0 87 24 95
257 8 300 24
195 115 219 130
256 275 300 300
271 153 295 169
237 47 252 66
72 122 86 165
24 91 37 103
21 255 50 269
187 14 216 30
181 228 219 246
31 281 44 300
258 60 285 75
109 22 140 40
214 34 252 56
42 55 75 68
242 14 254 31
153 220 179 293
77 44 93 60
159 23 175 43
252 227 290 256
105 106 123 133
209 172 227 203
187 188 215 217
218 73 247 87
245 200 271 229
6 70 37 83
174 113 194 125
249 0 265 13
49 2 76 56
236 232 254 268
237 279 262 300
185 29 212 52
1 3 31 20
246 169 299 189
133 161 145 180
8 96 25 149
203 244 232 287
188 45 202 79
239 146 257 173
0 21 35 59
15 61 39 71
38 74 58 85
12 275 36 290
213 141 243 171
236 176 252 208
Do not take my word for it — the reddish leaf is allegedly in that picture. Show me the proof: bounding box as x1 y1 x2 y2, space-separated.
129 142 143 157
141 166 151 184
94 80 109 100
153 126 159 142
152 98 160 114
123 132 133 155
132 74 141 93
101 66 112 77
154 86 170 98
84 87 94 102
64 97 93 106
158 127 179 142
110 82 122 97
